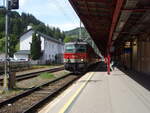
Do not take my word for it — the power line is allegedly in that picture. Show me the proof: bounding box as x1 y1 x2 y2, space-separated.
52 0 79 26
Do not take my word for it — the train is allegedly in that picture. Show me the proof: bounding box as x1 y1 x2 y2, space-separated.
64 40 100 73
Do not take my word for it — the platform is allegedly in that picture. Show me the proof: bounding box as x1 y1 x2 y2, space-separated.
39 66 150 113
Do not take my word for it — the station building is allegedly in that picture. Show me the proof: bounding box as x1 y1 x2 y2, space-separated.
14 28 64 64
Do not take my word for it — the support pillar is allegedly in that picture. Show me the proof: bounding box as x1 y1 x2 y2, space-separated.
130 40 133 70
104 56 107 64
107 54 111 75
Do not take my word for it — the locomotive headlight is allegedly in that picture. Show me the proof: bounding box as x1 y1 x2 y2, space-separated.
81 59 84 61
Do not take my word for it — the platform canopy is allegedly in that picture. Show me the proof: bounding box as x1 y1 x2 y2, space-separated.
69 0 150 55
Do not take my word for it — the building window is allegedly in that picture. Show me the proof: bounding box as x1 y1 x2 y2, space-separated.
45 41 47 46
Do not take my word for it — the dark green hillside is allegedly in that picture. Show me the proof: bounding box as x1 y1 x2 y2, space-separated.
0 11 65 56
65 27 90 38
64 27 90 42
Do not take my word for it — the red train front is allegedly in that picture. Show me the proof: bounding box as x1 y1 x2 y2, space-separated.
64 41 99 73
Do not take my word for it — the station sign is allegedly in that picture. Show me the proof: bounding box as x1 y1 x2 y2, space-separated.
124 48 131 53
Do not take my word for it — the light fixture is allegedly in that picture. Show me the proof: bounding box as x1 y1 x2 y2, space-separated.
118 21 125 29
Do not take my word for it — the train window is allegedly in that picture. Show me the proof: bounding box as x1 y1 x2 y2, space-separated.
65 44 86 53
65 45 75 53
75 44 86 53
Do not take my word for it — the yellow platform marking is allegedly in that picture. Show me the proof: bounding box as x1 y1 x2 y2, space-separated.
58 72 95 113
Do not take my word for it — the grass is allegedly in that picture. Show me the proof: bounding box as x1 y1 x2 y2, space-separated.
39 72 55 79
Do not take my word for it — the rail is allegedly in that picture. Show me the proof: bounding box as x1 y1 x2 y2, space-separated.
0 73 79 113
0 67 64 85
0 61 31 74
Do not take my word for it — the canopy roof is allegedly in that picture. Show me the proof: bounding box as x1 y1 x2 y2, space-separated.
69 0 150 55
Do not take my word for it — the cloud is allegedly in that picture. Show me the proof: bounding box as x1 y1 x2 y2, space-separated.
49 23 79 31
19 0 30 7
19 0 25 6
18 0 80 31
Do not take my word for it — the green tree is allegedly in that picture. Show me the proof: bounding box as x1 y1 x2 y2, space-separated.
61 31 66 41
0 11 65 54
37 34 41 57
0 38 5 52
30 33 41 60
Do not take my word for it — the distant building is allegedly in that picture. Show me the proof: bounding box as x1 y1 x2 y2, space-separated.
14 50 30 61
14 28 64 64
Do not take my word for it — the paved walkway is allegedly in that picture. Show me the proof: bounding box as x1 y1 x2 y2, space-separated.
39 66 150 113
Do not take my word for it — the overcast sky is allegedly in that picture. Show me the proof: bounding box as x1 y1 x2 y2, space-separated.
7 0 80 31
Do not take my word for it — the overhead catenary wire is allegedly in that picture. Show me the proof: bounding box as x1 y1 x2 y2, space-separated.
49 0 101 55
51 0 80 28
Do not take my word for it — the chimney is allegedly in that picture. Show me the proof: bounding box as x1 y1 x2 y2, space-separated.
27 25 32 30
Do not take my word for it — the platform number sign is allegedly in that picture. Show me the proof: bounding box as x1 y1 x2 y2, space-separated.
10 0 19 9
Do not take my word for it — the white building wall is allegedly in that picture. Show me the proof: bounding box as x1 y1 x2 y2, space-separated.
44 40 56 61
40 36 45 51
19 30 64 63
43 40 64 62
20 30 33 50
20 30 44 51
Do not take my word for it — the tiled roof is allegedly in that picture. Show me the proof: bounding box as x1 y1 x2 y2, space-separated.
20 29 64 45
15 50 30 55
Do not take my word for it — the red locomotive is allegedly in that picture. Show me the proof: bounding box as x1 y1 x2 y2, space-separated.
64 41 99 73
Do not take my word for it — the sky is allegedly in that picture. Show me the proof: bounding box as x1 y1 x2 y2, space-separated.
0 0 80 31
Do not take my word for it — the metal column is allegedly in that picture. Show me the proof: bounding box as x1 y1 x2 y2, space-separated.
3 0 10 90
106 53 111 75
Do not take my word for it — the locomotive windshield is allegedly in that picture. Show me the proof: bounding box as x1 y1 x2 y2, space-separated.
65 44 86 53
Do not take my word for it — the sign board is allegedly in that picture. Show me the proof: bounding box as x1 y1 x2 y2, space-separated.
0 6 6 14
124 48 131 53
110 46 115 53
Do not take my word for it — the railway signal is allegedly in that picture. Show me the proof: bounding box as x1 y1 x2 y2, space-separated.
10 0 19 9
0 6 6 14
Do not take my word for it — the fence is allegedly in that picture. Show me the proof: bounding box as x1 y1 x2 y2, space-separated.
0 61 31 74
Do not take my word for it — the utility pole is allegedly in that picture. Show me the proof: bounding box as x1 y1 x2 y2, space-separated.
3 0 9 90
3 0 19 91
79 20 82 39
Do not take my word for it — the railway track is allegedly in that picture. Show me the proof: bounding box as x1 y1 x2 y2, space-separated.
0 73 79 113
0 67 64 85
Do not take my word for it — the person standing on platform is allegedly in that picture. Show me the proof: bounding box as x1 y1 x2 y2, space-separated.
110 60 114 71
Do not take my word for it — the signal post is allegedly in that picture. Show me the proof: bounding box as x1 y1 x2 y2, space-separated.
2 0 19 90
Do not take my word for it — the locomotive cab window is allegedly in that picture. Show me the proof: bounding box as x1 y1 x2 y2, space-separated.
65 44 86 53
75 44 86 53
65 45 76 53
